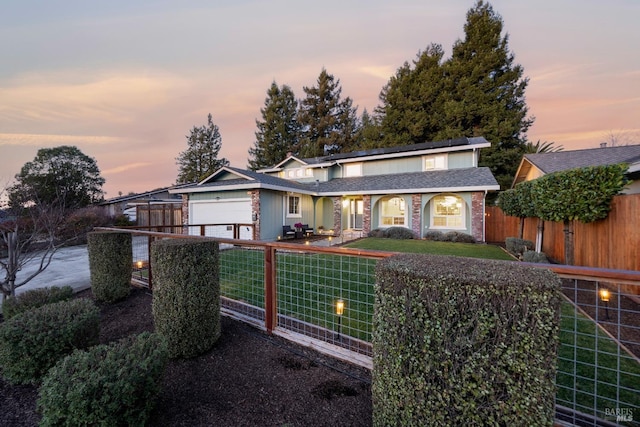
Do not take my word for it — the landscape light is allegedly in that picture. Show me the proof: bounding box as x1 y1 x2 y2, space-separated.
136 261 144 269
599 288 610 302
336 299 345 316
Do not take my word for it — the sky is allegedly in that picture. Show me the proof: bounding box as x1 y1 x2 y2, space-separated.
1 0 638 199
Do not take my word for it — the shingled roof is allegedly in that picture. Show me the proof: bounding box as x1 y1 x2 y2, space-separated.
525 145 640 174
513 145 640 187
315 167 499 195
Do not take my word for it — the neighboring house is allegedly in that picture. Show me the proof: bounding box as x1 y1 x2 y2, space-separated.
170 137 500 241
100 187 183 222
512 144 640 193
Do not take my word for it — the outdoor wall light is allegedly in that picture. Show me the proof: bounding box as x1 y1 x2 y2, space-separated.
277 235 281 240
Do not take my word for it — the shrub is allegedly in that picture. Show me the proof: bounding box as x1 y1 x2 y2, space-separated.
523 251 549 264
505 237 534 258
38 332 168 426
423 230 446 241
368 228 387 238
385 227 415 240
0 298 99 384
373 253 561 426
2 286 74 320
151 239 221 359
60 206 114 244
443 231 476 243
87 231 132 303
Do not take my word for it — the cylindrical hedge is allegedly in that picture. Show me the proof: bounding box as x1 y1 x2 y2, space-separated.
87 231 132 302
0 298 99 384
151 238 220 358
38 332 168 427
372 254 561 426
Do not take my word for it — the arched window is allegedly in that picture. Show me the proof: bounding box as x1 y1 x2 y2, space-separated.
431 194 465 229
380 196 406 227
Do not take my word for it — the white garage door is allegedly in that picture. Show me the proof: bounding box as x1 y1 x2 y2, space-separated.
189 199 253 240
190 199 252 224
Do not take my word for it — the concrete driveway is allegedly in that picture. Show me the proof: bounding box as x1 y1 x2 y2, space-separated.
5 245 91 301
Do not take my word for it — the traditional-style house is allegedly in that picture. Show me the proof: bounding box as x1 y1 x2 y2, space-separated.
170 137 500 241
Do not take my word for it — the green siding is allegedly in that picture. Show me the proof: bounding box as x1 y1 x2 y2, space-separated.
189 190 248 201
361 158 422 176
447 151 475 169
259 191 284 240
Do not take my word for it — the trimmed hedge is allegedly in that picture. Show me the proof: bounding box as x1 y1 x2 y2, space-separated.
151 238 221 359
424 230 476 243
2 286 73 320
87 231 132 303
505 236 534 258
373 253 561 426
38 332 168 427
0 298 99 384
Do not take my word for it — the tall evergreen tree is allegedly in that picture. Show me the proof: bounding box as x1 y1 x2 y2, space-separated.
356 108 383 150
248 82 299 170
374 1 533 192
297 68 360 158
442 1 533 191
376 43 446 147
176 114 229 184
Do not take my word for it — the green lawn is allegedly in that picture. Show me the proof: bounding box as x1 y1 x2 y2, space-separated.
217 241 638 422
343 237 514 260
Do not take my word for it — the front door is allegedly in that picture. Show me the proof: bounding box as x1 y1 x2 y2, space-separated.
350 199 363 229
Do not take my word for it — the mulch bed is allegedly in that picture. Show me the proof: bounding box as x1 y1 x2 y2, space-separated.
0 287 373 427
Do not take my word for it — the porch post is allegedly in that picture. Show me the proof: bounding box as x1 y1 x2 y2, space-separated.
332 196 342 236
181 194 189 235
411 194 422 238
471 191 485 242
362 195 371 236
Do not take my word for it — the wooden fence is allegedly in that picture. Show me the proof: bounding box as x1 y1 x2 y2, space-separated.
485 193 640 272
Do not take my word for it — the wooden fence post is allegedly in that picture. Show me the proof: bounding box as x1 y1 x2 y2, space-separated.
264 246 277 333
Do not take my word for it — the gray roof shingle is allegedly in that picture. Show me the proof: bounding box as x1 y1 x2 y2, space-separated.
525 145 640 174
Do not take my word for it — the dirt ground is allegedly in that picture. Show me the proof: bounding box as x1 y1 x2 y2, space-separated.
0 286 373 427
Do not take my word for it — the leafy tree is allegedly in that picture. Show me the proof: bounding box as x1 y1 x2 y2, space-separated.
297 68 360 158
530 164 629 264
498 180 535 240
8 146 105 210
248 82 300 170
176 114 229 184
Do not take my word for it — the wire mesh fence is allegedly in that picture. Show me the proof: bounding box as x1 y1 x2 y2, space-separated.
103 228 640 425
556 278 639 426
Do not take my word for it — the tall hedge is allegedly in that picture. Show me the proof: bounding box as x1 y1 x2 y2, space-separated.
87 231 132 302
373 253 561 426
151 239 220 359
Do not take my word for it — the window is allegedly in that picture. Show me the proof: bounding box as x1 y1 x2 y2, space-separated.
287 195 301 217
431 195 464 228
424 154 447 170
380 196 406 227
344 163 362 177
305 168 313 177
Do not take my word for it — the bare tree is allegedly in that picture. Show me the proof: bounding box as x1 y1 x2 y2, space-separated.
0 188 88 301
600 129 640 147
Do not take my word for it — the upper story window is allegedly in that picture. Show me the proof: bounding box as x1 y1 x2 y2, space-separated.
424 154 447 171
344 163 363 177
285 167 313 179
